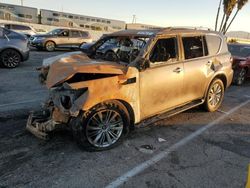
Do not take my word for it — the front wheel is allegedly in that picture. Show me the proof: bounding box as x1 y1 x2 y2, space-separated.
72 101 130 151
45 41 56 52
204 79 225 112
0 49 21 68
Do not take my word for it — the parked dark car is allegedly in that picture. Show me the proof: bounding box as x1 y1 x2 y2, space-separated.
0 27 29 68
228 43 250 85
29 28 92 52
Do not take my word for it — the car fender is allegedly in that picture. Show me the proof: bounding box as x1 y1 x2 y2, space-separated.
203 71 229 99
68 66 141 123
0 45 24 60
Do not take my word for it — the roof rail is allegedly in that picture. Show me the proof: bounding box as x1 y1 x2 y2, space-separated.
163 26 213 31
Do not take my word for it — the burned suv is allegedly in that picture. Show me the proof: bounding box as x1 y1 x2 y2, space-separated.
27 28 233 151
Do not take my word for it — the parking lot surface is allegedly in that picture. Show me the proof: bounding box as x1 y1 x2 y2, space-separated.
0 50 250 188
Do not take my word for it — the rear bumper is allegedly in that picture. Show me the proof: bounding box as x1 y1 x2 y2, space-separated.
227 69 234 88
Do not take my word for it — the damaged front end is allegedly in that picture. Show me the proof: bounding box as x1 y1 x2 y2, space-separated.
26 84 88 139
26 50 129 140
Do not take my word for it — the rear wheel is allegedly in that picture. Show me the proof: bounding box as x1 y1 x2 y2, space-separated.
0 49 21 68
204 79 224 112
72 101 130 151
234 68 247 86
45 41 56 52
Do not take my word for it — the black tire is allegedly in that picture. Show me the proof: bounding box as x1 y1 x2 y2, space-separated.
71 101 130 151
203 79 225 112
45 41 56 52
104 51 119 61
233 68 247 86
0 49 21 68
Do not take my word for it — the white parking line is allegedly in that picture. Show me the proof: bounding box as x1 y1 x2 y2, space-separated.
106 99 250 188
217 109 229 115
0 99 41 108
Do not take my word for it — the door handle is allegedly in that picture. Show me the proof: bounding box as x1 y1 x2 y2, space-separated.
173 67 182 73
207 60 213 66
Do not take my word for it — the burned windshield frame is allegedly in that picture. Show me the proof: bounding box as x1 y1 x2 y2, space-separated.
87 35 151 64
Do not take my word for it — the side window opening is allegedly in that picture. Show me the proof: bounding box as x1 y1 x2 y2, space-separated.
206 35 222 55
59 30 69 37
71 30 81 37
150 37 178 63
182 36 208 60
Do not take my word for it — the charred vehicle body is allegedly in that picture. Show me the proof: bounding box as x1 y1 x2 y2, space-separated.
27 28 233 151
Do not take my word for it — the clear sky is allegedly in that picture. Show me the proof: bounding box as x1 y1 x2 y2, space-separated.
2 0 250 32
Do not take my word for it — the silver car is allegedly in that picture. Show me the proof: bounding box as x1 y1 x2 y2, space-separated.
0 27 29 68
29 28 93 52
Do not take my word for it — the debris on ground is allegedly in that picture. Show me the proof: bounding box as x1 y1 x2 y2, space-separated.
158 138 166 143
138 145 155 154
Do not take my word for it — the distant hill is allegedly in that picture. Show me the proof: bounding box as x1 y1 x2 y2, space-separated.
226 31 250 39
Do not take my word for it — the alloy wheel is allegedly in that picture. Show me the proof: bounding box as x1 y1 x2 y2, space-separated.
1 50 21 68
237 69 247 85
46 41 55 52
208 83 223 107
86 109 124 148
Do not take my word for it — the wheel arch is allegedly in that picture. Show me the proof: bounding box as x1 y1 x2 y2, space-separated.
204 73 227 99
0 48 23 61
83 99 135 128
214 74 227 89
117 99 135 128
44 40 56 47
104 50 115 55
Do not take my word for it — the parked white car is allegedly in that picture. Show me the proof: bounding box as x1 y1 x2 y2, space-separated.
1 23 36 38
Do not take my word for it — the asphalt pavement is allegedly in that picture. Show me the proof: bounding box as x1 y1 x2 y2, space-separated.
0 50 250 188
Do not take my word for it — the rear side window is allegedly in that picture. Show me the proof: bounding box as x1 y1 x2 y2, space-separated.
71 30 81 37
182 36 208 60
11 25 30 30
81 31 89 37
206 35 222 55
4 24 11 29
3 29 23 39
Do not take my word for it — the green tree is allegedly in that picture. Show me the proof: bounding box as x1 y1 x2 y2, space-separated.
225 0 249 32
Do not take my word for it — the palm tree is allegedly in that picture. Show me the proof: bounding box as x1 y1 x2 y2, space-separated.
225 0 249 32
221 0 237 34
215 0 223 31
219 0 229 32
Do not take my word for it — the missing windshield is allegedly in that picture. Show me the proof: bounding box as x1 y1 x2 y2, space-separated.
88 36 150 64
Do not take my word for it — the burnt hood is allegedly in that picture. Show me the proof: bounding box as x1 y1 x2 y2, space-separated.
46 52 127 88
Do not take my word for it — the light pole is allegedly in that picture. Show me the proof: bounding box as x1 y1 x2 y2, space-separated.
21 0 23 6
